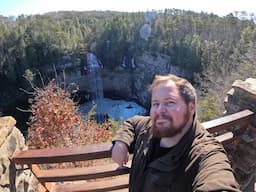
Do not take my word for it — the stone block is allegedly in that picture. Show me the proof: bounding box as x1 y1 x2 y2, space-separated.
0 116 16 146
0 116 34 192
232 79 256 101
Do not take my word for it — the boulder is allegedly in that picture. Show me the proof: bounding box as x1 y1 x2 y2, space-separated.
0 116 36 192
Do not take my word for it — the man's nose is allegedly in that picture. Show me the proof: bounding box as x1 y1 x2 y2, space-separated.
156 103 167 112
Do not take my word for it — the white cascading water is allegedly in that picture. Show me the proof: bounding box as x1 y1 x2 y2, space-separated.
86 52 104 123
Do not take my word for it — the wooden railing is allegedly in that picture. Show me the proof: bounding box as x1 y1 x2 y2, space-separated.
11 109 255 192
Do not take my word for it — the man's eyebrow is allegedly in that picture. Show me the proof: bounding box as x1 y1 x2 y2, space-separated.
164 96 177 100
152 97 176 102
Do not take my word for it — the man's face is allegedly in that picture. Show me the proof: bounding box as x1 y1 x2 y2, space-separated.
150 80 194 138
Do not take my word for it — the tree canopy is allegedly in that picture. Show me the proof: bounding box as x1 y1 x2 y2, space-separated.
0 9 256 119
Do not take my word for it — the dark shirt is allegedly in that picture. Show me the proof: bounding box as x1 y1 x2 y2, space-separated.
149 138 173 163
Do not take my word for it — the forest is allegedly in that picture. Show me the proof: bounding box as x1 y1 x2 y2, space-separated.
0 9 256 125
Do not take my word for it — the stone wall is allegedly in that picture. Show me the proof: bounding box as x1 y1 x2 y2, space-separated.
224 78 256 191
0 116 36 192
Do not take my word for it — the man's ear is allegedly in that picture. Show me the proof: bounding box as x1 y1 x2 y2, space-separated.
188 102 195 113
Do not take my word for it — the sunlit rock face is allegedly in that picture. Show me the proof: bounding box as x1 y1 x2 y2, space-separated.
0 116 36 192
101 52 186 107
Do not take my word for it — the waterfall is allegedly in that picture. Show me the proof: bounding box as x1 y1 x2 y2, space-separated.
85 52 104 123
81 52 147 122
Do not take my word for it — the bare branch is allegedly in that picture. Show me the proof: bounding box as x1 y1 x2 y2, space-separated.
52 63 59 87
62 69 66 90
16 107 32 113
19 88 34 95
37 70 45 87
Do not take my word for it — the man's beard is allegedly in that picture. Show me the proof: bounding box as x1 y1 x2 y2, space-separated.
152 109 190 138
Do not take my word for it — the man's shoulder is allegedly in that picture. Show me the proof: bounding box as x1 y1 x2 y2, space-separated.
126 115 152 129
192 121 226 156
127 115 150 122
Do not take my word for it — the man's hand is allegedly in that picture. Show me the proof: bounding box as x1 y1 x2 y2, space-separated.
111 141 129 167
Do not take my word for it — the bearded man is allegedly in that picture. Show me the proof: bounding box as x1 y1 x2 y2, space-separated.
111 74 240 192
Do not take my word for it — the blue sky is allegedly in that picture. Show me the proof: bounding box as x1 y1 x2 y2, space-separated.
0 0 255 17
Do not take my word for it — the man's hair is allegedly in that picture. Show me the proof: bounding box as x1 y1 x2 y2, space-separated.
149 74 197 105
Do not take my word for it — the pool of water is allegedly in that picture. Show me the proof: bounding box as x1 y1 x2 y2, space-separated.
79 98 147 121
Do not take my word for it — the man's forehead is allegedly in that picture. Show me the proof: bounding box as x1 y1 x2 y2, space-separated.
154 80 177 89
152 81 180 96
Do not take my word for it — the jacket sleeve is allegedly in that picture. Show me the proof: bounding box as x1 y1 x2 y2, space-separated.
112 115 147 153
193 143 241 192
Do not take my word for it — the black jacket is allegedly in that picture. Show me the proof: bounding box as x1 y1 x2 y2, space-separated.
113 115 241 192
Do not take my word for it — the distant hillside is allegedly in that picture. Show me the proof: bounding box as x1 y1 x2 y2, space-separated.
0 9 256 122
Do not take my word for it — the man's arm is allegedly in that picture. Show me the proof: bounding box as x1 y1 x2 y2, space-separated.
193 146 241 192
111 141 129 167
111 116 147 167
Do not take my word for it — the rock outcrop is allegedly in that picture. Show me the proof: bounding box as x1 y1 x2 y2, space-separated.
224 78 256 191
0 116 36 192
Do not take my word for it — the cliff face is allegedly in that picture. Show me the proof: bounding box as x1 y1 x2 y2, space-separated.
0 51 182 120
63 51 185 107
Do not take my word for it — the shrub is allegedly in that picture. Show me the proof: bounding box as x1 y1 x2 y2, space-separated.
197 96 222 122
27 80 112 149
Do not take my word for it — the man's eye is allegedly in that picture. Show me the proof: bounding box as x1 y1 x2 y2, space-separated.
166 101 174 106
152 103 159 107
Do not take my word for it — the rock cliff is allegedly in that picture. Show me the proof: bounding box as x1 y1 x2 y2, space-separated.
64 51 176 107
